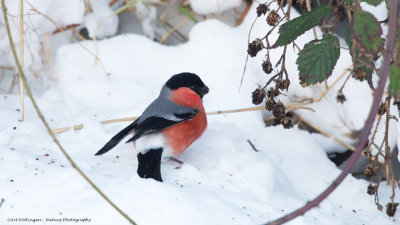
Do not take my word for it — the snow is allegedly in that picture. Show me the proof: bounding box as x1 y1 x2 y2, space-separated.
84 0 119 39
0 1 399 225
189 0 242 15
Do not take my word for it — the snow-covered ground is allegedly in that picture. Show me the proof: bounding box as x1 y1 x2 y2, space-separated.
0 1 398 225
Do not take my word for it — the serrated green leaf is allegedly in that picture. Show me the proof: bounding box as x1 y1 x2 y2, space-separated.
296 34 340 85
351 10 384 58
364 0 383 6
345 24 352 48
345 24 374 81
389 64 400 95
272 6 331 48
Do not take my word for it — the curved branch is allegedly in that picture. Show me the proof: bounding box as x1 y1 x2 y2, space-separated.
266 0 398 224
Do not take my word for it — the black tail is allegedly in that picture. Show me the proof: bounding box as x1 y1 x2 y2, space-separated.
95 120 138 156
137 148 163 182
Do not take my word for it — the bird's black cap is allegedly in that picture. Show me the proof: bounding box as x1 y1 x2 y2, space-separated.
166 72 209 98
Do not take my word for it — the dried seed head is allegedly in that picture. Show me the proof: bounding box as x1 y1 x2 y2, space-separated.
279 79 290 90
267 87 280 98
386 202 399 217
364 165 375 180
353 68 367 81
248 39 263 57
267 10 280 26
252 88 266 105
256 4 269 17
265 98 276 111
272 101 285 119
336 90 347 104
367 184 377 195
262 60 273 74
281 116 293 129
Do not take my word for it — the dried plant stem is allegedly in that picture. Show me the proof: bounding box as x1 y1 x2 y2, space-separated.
312 64 353 102
305 0 318 40
44 34 56 84
158 16 188 42
51 106 266 133
19 0 24 121
160 17 188 44
1 2 136 224
266 0 397 223
52 23 80 35
51 102 319 134
299 116 356 151
236 0 252 26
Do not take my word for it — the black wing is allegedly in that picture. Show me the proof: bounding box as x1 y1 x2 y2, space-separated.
125 110 199 143
95 120 138 155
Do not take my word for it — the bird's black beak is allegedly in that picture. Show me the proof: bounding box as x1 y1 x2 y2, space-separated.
200 85 209 97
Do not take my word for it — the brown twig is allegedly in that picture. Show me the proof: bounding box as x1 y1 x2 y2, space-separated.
266 0 398 223
109 0 120 7
247 139 260 152
236 0 253 26
52 23 80 35
1 2 136 224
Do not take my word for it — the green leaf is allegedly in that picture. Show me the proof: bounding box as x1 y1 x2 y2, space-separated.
363 0 383 6
296 34 340 85
179 6 198 23
344 24 352 48
389 64 400 95
345 24 374 81
272 6 331 48
343 0 354 4
351 9 384 58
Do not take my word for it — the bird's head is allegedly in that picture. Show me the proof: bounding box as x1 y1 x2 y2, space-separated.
165 72 209 98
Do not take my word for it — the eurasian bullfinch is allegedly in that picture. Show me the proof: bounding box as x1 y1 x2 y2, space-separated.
95 72 209 182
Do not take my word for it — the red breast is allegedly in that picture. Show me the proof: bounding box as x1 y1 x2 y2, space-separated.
163 87 207 155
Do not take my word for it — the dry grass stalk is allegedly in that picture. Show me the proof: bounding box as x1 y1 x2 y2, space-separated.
305 0 318 40
44 33 56 84
19 0 24 121
52 23 80 35
160 17 188 44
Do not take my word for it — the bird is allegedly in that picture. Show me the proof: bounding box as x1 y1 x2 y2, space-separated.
95 72 209 182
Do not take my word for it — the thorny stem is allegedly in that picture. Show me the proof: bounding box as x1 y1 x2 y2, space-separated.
266 0 398 223
1 2 137 225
